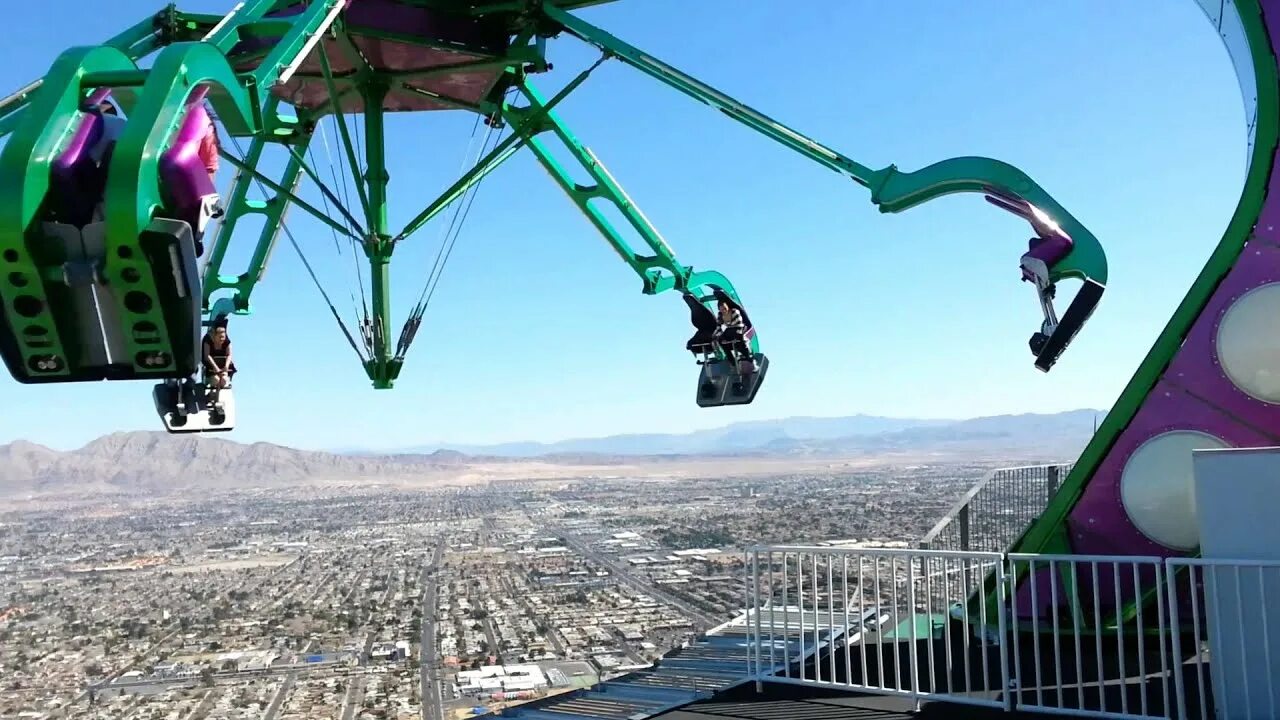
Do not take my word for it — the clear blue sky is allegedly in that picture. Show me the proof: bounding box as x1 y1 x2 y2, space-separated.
0 0 1248 450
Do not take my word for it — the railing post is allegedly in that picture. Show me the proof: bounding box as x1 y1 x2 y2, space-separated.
959 504 971 551
743 548 753 686
752 549 764 693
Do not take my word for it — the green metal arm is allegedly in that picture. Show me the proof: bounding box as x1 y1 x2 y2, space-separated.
542 4 877 185
203 107 315 319
543 3 1107 286
503 79 760 356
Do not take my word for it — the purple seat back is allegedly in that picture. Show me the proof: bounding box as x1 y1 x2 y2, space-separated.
1022 233 1073 277
49 112 106 226
983 189 1076 280
157 101 217 229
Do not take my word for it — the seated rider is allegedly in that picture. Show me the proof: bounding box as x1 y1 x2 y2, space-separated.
89 99 126 166
713 298 745 363
192 105 225 256
84 99 127 223
201 317 236 390
198 108 220 188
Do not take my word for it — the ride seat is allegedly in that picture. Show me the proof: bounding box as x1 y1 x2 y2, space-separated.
49 110 106 227
684 294 717 356
137 218 204 377
710 286 756 345
1021 233 1073 283
157 103 220 248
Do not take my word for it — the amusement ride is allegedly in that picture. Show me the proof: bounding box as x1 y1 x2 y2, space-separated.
3 0 1280 662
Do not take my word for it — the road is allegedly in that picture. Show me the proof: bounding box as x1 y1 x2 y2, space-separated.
551 526 719 629
340 676 366 720
187 688 217 720
262 673 296 720
482 617 500 659
420 539 445 720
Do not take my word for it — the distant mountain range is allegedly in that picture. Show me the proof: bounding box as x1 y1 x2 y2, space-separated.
0 409 1102 499
355 409 1104 458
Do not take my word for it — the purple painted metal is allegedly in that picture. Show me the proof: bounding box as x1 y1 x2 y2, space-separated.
157 89 217 228
50 115 103 183
228 0 511 113
983 188 1075 279
1011 0 1280 624
1061 0 1280 558
1021 235 1073 279
1012 560 1154 622
48 87 114 226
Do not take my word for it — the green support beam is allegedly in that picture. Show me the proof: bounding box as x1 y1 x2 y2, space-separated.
543 2 1107 287
204 127 316 319
317 44 373 227
395 137 522 243
216 147 352 237
543 3 878 186
361 79 398 389
395 59 604 242
247 0 347 93
502 79 758 356
506 80 692 295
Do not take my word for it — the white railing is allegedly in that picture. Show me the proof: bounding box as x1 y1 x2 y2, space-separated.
1007 553 1171 719
1166 557 1280 720
744 545 1010 710
742 546 1280 719
921 463 1073 553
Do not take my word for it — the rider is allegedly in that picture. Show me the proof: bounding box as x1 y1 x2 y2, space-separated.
713 298 745 364
88 99 126 166
201 316 236 391
197 107 220 187
82 99 126 223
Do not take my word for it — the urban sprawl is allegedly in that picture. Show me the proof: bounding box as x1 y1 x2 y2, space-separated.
0 462 1013 719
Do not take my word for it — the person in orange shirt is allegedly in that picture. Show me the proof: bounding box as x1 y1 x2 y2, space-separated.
197 110 220 187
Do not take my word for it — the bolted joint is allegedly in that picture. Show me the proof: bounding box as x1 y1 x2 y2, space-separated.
362 234 395 261
363 165 390 190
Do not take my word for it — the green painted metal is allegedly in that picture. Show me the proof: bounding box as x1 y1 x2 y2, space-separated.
394 138 523 242
0 1 1115 424
542 3 1107 287
0 45 139 380
503 79 759 353
360 79 399 389
870 158 1106 284
247 0 349 104
201 0 282 53
104 42 259 377
395 60 602 242
203 111 315 319
217 147 351 237
316 45 373 228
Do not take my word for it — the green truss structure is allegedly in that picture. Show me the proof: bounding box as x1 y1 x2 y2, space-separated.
0 0 1107 430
